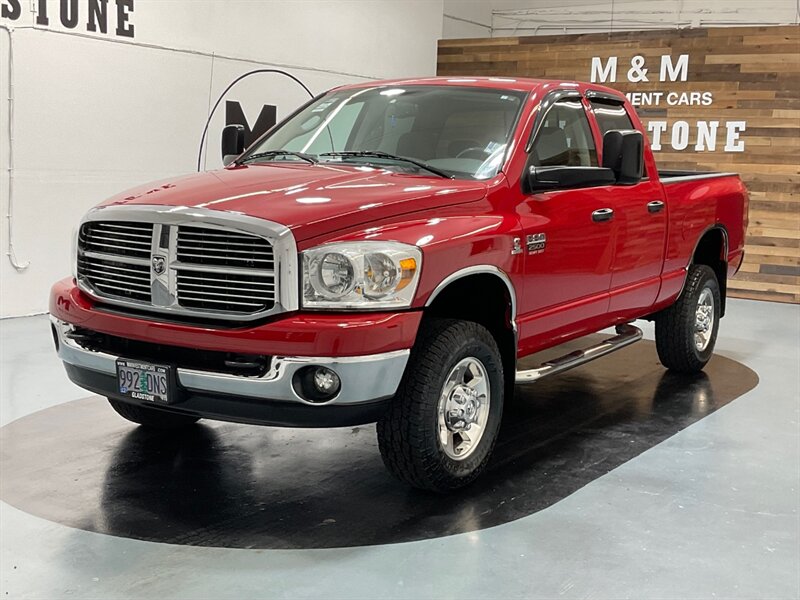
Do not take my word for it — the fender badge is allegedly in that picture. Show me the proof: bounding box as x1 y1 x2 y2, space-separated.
526 233 546 254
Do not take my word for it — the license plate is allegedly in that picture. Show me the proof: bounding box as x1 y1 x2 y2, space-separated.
116 359 172 404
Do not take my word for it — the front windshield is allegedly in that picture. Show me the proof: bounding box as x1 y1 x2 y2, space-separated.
244 85 527 180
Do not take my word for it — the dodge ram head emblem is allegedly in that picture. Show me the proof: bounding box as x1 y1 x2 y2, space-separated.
152 255 166 275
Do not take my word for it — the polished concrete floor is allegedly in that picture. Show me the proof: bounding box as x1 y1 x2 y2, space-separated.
1 299 798 599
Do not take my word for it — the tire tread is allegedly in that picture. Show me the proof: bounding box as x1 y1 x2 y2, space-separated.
655 264 719 373
377 318 503 492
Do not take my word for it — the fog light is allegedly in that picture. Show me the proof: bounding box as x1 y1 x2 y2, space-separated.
313 367 340 394
293 365 342 403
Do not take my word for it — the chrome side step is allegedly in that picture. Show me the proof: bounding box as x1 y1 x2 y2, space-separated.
515 324 643 385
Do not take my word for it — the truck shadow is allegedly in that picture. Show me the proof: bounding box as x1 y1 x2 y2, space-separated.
0 341 758 549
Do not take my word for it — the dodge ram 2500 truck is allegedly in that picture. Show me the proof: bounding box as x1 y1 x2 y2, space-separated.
50 77 748 492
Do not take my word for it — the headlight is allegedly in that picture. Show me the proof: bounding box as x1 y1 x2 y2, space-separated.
302 241 421 309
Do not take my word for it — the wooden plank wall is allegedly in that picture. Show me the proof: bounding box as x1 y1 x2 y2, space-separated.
438 25 800 303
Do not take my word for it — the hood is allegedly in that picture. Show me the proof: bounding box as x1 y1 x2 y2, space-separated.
100 163 489 242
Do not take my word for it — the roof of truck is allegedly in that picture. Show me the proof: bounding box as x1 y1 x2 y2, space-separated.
334 76 626 100
336 76 548 92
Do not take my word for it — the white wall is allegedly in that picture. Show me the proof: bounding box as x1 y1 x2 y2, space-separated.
0 0 445 317
443 0 491 38
443 0 799 38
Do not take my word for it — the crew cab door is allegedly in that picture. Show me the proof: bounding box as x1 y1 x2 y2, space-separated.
516 94 617 354
588 96 667 316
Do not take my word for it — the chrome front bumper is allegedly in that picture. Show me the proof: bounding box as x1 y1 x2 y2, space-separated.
51 318 410 407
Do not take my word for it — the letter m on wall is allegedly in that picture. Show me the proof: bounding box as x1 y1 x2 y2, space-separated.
660 54 689 82
590 57 617 83
225 101 277 147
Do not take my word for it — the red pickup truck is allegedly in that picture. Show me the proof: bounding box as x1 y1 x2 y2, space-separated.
50 77 748 492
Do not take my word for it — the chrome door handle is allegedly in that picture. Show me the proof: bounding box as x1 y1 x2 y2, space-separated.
647 200 665 213
592 208 614 222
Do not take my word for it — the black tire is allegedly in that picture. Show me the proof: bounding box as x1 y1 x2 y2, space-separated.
377 318 504 493
108 399 200 429
655 264 721 373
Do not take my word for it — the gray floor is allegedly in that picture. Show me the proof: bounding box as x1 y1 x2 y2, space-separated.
1 299 798 600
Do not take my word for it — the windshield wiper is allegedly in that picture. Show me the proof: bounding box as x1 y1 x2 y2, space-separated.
239 150 318 165
319 151 453 179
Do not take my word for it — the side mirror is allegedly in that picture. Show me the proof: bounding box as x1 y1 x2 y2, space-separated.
525 165 616 193
221 124 245 166
602 130 643 185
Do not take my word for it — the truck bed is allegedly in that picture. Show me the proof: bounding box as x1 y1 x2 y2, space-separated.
658 169 748 286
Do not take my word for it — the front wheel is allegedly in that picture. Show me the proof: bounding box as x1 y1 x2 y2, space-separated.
655 264 721 373
377 318 504 492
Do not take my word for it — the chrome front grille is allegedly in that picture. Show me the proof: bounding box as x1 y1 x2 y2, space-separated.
176 226 275 269
80 221 153 259
78 222 154 303
176 272 275 313
175 227 275 313
77 255 152 302
75 207 295 321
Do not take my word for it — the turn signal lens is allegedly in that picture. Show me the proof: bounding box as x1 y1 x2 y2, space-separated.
396 258 417 291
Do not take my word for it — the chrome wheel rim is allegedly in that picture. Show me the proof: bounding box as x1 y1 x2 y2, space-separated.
694 287 715 352
437 357 491 461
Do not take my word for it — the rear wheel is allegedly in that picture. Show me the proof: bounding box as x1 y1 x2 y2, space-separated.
377 318 504 492
108 399 200 429
655 264 721 373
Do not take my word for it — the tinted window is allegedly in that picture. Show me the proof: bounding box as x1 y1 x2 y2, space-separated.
590 100 635 135
531 100 597 167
